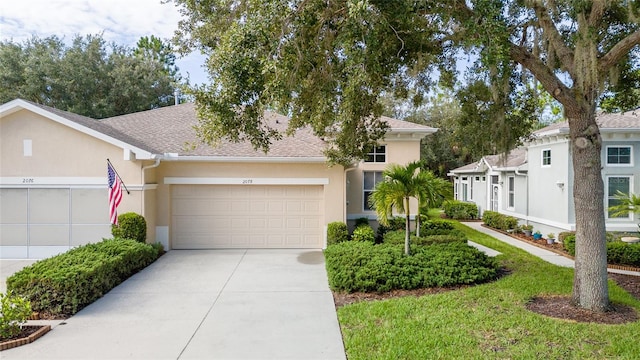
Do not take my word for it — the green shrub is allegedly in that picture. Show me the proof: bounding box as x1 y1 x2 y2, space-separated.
388 216 407 230
383 230 420 246
151 242 166 257
354 217 370 228
607 242 640 267
420 219 455 234
7 238 158 317
558 231 575 243
327 222 350 246
324 241 499 293
482 211 519 231
563 234 576 255
112 212 147 243
442 200 478 220
383 230 465 246
352 225 375 243
0 291 32 339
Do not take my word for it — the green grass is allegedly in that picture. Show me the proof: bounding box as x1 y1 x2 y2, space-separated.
336 219 640 359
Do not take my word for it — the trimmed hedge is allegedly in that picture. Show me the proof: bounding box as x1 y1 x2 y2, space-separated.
7 238 159 317
112 212 147 243
420 219 455 233
383 230 466 246
482 211 518 231
324 241 499 293
352 225 375 243
564 234 640 267
327 221 349 246
442 200 478 220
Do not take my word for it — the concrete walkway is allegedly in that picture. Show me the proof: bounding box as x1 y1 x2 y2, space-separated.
463 222 640 276
1 249 346 359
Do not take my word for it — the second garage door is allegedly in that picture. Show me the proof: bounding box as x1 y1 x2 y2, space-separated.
171 185 324 249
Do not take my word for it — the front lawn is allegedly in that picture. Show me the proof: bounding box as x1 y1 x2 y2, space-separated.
336 222 640 359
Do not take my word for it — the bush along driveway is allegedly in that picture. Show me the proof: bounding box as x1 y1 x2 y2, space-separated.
334 222 640 360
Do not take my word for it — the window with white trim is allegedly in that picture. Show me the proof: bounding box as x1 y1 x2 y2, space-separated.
542 149 551 167
507 176 515 209
608 176 632 219
363 171 384 210
365 145 386 163
606 146 632 166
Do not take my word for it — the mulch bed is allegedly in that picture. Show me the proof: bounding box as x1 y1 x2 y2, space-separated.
0 325 51 351
332 229 640 324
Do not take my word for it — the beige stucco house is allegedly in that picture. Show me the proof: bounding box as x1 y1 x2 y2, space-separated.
0 99 436 259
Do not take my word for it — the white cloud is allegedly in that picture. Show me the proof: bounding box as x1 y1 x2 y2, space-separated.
0 0 208 84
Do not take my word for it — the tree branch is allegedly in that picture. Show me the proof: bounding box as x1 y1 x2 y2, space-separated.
510 43 575 107
599 31 640 73
528 1 576 78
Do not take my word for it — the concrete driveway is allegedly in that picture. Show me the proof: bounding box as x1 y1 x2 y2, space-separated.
1 249 346 359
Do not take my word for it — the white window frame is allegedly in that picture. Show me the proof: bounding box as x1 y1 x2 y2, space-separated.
606 145 633 167
607 175 633 220
365 145 387 163
507 176 515 209
454 179 459 200
363 171 384 211
541 149 551 167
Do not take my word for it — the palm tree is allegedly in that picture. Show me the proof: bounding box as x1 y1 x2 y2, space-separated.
415 171 453 237
369 161 449 255
608 191 640 233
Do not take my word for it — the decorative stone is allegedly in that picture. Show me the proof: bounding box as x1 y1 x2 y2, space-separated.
621 237 640 244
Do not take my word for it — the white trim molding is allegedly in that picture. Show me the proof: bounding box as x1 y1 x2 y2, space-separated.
164 177 330 185
0 177 151 190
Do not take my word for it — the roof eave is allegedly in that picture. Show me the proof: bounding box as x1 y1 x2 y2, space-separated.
160 155 329 163
1 99 154 160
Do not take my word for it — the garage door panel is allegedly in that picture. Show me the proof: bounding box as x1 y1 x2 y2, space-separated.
172 185 323 249
1 189 28 223
0 225 28 246
71 225 111 246
30 225 69 246
30 189 70 224
72 189 109 224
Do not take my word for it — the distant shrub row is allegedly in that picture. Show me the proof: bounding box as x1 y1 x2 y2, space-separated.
563 234 640 267
7 238 162 317
443 200 478 220
482 211 518 231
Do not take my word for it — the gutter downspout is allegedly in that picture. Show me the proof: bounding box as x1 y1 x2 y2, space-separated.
140 155 162 242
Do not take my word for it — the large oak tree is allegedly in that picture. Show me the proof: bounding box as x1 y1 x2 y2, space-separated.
172 0 640 311
0 34 182 118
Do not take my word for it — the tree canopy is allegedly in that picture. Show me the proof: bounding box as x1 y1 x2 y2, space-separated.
173 0 640 311
0 34 183 118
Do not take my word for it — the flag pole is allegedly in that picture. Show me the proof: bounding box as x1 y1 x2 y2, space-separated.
107 158 131 194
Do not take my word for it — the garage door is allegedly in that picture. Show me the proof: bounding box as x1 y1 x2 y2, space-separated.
171 185 324 249
0 188 111 259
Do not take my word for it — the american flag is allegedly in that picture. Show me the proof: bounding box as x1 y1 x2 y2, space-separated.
108 162 123 225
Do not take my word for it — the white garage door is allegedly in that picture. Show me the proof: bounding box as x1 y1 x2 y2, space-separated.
0 188 111 259
171 185 324 249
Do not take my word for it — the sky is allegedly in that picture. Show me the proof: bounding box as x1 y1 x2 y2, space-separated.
0 0 209 85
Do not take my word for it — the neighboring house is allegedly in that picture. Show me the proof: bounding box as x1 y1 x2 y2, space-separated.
449 109 640 236
0 99 435 259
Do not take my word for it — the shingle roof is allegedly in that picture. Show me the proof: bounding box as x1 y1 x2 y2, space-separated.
12 100 157 154
6 99 435 159
101 103 328 158
449 148 527 174
483 148 527 169
534 108 640 136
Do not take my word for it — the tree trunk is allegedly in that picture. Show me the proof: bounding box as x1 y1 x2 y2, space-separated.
405 197 411 256
567 107 609 312
416 209 421 237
